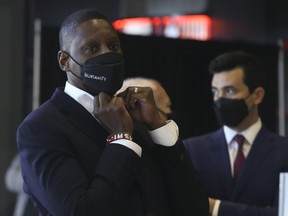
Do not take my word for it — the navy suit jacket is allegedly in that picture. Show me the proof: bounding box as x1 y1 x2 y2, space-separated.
17 87 209 216
183 127 288 216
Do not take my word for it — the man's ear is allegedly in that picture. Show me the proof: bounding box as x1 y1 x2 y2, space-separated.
57 51 70 71
253 87 265 105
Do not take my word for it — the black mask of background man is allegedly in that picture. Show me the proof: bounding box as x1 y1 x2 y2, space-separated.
214 97 249 127
67 52 125 96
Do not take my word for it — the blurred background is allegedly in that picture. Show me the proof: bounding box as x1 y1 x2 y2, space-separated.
1 0 288 215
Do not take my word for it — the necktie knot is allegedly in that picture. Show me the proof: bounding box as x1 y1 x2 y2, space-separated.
234 134 245 147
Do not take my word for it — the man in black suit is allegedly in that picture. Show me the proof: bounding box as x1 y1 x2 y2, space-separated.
17 8 209 216
184 51 288 216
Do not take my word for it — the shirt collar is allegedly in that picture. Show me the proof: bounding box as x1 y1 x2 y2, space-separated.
223 118 262 145
64 81 94 114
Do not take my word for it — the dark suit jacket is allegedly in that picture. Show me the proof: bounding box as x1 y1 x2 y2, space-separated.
183 127 288 216
17 87 209 216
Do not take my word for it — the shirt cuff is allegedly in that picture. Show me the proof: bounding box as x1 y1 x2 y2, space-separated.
212 199 221 216
148 120 179 146
110 139 142 157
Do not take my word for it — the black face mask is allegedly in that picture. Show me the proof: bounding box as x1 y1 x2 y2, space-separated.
67 52 125 96
214 97 249 127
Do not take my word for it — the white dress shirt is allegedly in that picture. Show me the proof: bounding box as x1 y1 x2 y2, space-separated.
212 118 262 216
64 82 179 157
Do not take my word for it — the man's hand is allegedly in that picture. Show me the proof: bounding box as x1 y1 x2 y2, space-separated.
118 86 166 130
93 92 133 135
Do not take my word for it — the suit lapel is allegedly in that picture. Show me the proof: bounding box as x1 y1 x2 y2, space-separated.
231 127 274 200
209 129 235 198
51 88 109 147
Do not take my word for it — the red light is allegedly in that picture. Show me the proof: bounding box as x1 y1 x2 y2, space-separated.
178 15 211 40
152 17 162 26
113 15 212 41
113 17 152 35
113 20 125 30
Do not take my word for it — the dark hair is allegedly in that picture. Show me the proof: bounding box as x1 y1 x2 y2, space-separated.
209 50 266 93
59 9 114 50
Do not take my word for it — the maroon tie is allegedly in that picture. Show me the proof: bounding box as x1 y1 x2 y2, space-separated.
233 134 245 181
